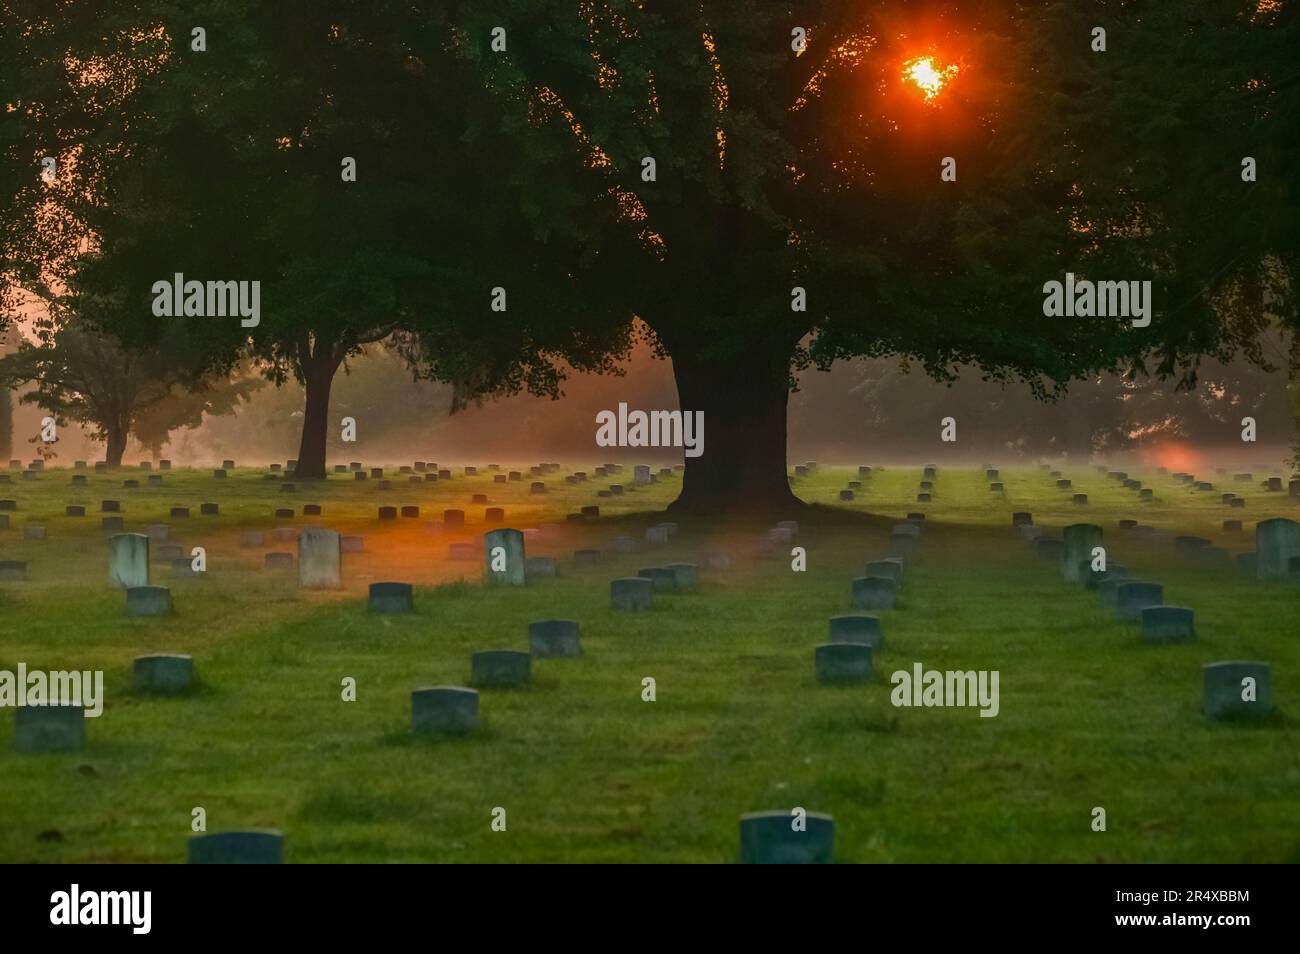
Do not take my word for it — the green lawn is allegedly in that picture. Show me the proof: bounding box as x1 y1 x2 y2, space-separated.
1 461 1298 862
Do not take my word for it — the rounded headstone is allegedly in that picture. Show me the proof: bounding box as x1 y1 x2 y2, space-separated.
126 585 172 616
739 811 834 864
1140 606 1194 644
851 576 896 610
15 705 84 753
611 577 653 610
188 831 283 864
133 654 194 693
815 642 873 684
411 686 478 735
1203 661 1273 719
368 581 414 613
828 614 882 648
471 650 531 688
1115 581 1163 622
528 619 581 658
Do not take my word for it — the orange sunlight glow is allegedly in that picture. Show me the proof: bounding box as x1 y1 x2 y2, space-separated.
902 55 957 101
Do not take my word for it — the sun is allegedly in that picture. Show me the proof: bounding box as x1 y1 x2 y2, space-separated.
903 55 958 101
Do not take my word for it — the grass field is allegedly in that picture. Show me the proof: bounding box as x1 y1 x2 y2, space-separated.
1 460 1298 863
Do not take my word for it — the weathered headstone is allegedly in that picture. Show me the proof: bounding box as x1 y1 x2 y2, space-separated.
484 528 526 585
15 705 84 753
828 614 882 648
471 650 531 688
298 528 341 589
1255 518 1299 580
815 642 872 684
1140 606 1194 644
108 533 150 588
738 811 834 864
1059 524 1102 582
611 577 653 610
411 686 478 735
528 619 581 658
1203 661 1273 719
851 576 896 610
188 831 283 864
1115 581 1163 622
126 585 172 616
368 582 413 613
133 654 194 693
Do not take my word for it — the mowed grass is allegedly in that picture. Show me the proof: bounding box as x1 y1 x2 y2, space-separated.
1 461 1298 863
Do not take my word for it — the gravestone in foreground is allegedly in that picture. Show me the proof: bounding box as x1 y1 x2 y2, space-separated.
524 556 557 579
1255 518 1300 580
483 528 526 586
471 650 532 688
739 811 834 864
133 654 194 693
815 642 873 684
188 831 283 864
108 532 150 588
1203 661 1273 719
1060 523 1102 582
828 614 883 649
15 705 85 753
528 619 581 658
298 528 341 589
411 686 478 735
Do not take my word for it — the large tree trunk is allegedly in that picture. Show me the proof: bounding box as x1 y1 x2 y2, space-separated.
665 342 802 517
104 423 127 467
294 353 341 480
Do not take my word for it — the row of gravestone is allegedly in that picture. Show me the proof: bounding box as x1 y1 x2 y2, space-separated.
1037 518 1277 719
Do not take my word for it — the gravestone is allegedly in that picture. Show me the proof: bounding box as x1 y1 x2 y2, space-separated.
638 567 678 592
303 504 321 516
443 509 465 529
916 493 931 502
646 526 670 545
157 544 184 561
371 468 384 478
839 490 854 501
400 506 420 519
146 524 169 541
368 582 413 613
108 533 150 588
1060 524 1102 582
1115 582 1163 621
851 576 896 610
354 472 367 481
213 469 227 478
580 505 600 519
828 614 882 649
634 465 652 485
298 528 341 589
524 556 558 579
1140 606 1194 644
1073 494 1088 505
484 528 526 585
485 507 505 523
101 516 124 532
1118 519 1137 530
0 560 28 580
739 811 833 864
412 686 479 735
664 563 698 589
613 535 637 554
611 577 653 610
1203 662 1273 719
200 502 219 515
1230 497 1244 508
815 643 872 684
66 505 86 517
1255 518 1299 579
239 530 264 548
471 651 531 688
188 831 283 864
989 482 1004 492
528 620 581 658
126 585 172 616
864 560 902 582
471 493 488 504
341 535 364 554
1223 519 1242 532
133 654 194 693
273 508 294 519
15 705 84 753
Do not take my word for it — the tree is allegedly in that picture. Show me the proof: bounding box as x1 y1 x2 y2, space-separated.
435 0 1297 513
24 1 631 480
0 315 246 467
131 372 262 462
